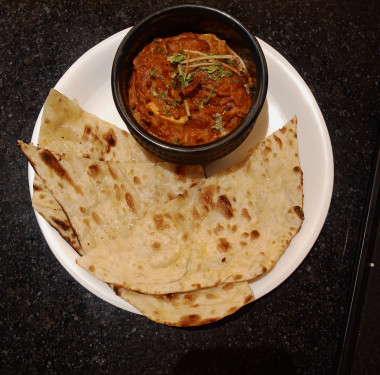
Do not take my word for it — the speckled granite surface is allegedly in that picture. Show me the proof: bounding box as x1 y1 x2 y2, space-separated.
1 1 379 374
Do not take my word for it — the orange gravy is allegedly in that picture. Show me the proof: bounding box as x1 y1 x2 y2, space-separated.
127 33 255 146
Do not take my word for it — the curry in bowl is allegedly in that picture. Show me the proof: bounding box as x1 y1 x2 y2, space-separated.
126 33 256 146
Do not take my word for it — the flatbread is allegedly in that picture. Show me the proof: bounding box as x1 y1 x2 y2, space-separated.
22 90 259 327
36 89 156 162
20 89 303 326
32 89 158 251
20 141 203 255
114 281 254 327
77 117 303 294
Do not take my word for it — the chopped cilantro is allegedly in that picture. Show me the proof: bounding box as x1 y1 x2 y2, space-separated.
171 79 178 91
160 106 170 116
202 65 220 74
167 52 187 64
170 99 179 107
149 88 159 97
149 88 168 101
203 84 215 105
149 67 158 78
158 90 168 101
226 59 238 67
211 113 225 133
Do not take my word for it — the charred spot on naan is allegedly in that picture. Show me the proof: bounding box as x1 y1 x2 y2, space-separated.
217 195 234 218
51 216 71 231
217 238 232 252
153 213 171 230
199 185 215 210
39 149 83 195
289 205 304 220
106 163 118 179
33 183 43 191
87 163 100 178
241 208 251 221
103 129 117 153
151 241 161 251
250 230 260 240
124 192 136 212
176 314 219 327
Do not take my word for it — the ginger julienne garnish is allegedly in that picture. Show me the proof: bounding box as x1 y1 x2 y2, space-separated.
127 32 256 146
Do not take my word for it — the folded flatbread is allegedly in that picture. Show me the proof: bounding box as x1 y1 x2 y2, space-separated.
21 89 263 326
31 89 158 253
114 282 254 327
75 117 304 294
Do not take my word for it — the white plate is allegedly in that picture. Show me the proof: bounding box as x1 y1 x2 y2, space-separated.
29 28 333 314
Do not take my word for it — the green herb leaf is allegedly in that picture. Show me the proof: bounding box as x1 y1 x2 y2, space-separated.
167 52 187 64
149 88 159 97
161 106 171 116
158 90 168 101
225 59 238 67
203 84 215 105
149 67 158 78
211 113 225 133
201 65 220 74
170 99 179 107
171 79 178 91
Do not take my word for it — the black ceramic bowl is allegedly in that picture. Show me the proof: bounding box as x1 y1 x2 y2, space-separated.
112 5 268 165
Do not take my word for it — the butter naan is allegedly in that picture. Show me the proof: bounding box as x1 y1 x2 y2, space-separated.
76 118 304 294
20 90 260 326
31 89 158 253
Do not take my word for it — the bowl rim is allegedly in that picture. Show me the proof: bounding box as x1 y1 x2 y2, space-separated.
111 4 268 156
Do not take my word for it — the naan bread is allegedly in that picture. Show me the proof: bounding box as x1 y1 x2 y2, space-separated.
32 89 158 251
20 89 303 326
36 89 156 162
114 281 254 327
77 117 303 294
20 141 203 255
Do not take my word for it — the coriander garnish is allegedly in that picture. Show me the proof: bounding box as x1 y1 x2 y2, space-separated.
203 84 215 105
161 106 171 116
211 113 225 133
149 67 158 78
167 51 186 64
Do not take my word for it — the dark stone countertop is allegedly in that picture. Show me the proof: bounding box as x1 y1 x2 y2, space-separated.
1 1 379 374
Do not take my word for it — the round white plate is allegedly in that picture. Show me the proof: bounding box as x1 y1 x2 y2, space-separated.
29 28 333 314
